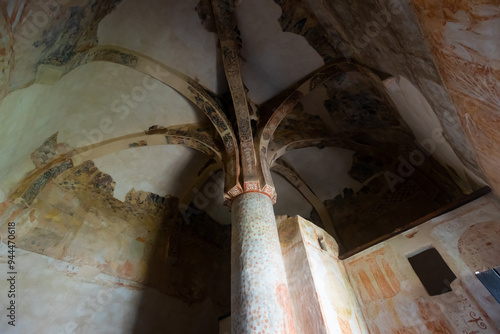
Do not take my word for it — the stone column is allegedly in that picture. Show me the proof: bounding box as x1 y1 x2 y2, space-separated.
231 192 295 333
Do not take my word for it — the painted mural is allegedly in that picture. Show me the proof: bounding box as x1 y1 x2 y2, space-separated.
344 195 500 333
0 0 498 333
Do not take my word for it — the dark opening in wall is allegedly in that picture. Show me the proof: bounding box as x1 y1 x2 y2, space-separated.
476 267 500 304
407 247 456 296
317 234 327 251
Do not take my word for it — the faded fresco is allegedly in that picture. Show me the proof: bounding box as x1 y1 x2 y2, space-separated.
0 0 498 333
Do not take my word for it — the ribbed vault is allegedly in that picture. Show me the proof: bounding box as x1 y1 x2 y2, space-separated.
0 0 498 332
0 0 493 255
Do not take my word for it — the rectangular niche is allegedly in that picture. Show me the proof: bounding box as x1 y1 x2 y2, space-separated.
407 247 457 296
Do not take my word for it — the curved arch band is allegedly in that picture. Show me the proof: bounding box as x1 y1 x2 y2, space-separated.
257 62 363 194
52 45 242 200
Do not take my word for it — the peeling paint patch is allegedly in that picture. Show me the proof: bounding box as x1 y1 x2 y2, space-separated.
405 231 418 239
23 160 73 204
0 6 14 100
128 140 147 148
35 0 123 66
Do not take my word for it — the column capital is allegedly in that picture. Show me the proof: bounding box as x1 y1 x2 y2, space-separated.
223 182 277 206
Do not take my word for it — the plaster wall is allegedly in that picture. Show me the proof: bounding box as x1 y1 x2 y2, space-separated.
344 194 500 334
218 316 231 334
281 147 363 202
236 0 324 103
273 172 313 218
93 145 209 201
0 161 230 333
301 0 488 186
0 61 206 197
0 247 221 334
98 0 227 94
277 215 367 334
193 169 232 226
410 0 500 194
385 76 482 188
192 168 317 226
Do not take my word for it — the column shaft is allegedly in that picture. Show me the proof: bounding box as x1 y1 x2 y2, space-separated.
231 192 295 333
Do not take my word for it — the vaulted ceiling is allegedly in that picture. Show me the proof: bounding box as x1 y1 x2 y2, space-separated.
0 0 498 254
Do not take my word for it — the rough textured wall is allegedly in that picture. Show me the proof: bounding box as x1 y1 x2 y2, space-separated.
277 215 367 334
410 0 500 195
344 194 500 333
